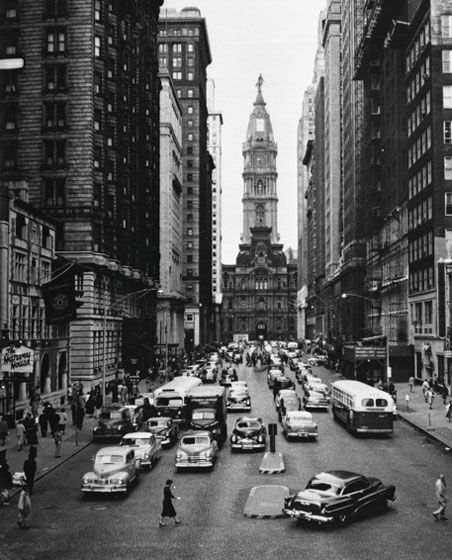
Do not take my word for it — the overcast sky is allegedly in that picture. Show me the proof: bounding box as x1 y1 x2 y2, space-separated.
163 0 324 263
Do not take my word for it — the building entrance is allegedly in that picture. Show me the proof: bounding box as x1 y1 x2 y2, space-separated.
256 322 267 341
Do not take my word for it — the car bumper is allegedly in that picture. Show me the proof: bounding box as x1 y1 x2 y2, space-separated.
175 459 214 468
283 508 334 523
81 484 128 493
227 403 251 411
286 431 317 439
92 433 123 440
304 403 329 410
231 441 265 450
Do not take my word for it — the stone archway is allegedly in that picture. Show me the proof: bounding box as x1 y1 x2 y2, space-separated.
40 353 51 395
256 321 267 341
58 352 67 391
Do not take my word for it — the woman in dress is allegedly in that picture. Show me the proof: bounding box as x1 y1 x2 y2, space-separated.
17 485 32 528
159 479 181 527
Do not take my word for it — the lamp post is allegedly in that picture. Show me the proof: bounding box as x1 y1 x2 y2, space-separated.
102 287 156 407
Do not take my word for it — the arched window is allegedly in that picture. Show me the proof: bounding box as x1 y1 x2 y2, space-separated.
256 180 264 194
258 298 266 310
256 204 265 225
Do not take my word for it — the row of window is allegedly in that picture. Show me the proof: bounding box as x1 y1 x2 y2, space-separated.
408 231 433 264
408 195 432 230
407 125 431 168
406 19 430 73
3 101 67 133
406 57 430 103
407 91 430 137
159 28 199 38
10 304 49 341
409 266 434 294
408 160 432 200
12 250 52 284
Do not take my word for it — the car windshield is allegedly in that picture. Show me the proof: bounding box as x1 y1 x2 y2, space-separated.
229 391 247 399
96 454 124 465
101 411 123 420
182 436 210 446
289 412 311 421
237 421 260 430
362 398 388 407
156 397 183 407
306 479 341 496
120 438 147 446
192 410 215 420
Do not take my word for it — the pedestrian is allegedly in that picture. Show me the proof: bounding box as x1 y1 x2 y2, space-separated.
38 410 48 437
433 474 447 521
408 376 415 393
0 415 8 445
23 413 38 449
53 429 62 458
422 379 430 401
57 408 68 433
17 485 32 528
446 399 452 422
76 404 85 430
23 451 37 495
16 420 25 451
0 464 12 506
426 388 434 410
159 479 181 527
441 385 449 405
48 407 59 438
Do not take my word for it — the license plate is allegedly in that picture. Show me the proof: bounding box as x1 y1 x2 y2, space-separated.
298 432 307 437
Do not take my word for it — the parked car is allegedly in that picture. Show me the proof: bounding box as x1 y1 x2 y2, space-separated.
146 416 179 447
220 368 238 386
306 381 330 397
227 389 251 412
119 432 162 470
303 389 330 411
283 470 396 524
230 381 249 394
275 389 298 410
267 368 284 388
175 430 219 470
281 411 318 441
230 417 266 451
93 405 135 441
81 446 140 495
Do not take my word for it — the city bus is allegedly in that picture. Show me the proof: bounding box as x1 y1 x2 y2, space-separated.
154 376 202 423
331 380 395 435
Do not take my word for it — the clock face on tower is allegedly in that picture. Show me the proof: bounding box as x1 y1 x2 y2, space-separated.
256 118 265 132
255 155 267 168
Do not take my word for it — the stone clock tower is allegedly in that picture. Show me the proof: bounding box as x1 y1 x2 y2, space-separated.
221 76 298 343
241 75 279 245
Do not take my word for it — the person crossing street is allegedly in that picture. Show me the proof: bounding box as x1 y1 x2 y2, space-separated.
433 474 447 521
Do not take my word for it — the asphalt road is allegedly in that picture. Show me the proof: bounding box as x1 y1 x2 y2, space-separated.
0 360 450 560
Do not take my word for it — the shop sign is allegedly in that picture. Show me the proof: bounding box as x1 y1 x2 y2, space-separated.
1 345 34 378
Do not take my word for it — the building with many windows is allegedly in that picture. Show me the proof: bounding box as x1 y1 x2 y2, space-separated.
0 0 163 390
221 78 297 342
158 7 213 350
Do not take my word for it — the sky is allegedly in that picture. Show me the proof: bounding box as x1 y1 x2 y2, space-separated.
163 0 324 263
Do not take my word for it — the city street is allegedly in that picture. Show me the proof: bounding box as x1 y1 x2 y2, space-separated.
0 362 450 560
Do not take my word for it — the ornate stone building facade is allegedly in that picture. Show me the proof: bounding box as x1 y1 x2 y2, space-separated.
221 78 297 342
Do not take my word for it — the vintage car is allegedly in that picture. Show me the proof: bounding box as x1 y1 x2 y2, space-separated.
220 368 238 386
283 470 396 524
81 446 140 495
230 381 249 394
123 404 144 430
146 416 179 447
227 389 251 411
119 432 162 470
134 392 155 406
281 411 318 441
275 389 298 410
306 381 330 397
92 404 135 441
175 430 219 470
267 368 285 388
303 389 330 411
203 365 218 383
230 417 266 451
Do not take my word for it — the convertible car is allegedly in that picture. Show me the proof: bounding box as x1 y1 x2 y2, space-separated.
283 470 396 524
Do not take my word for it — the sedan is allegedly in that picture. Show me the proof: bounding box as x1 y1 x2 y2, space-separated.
275 389 298 410
303 389 330 410
281 411 318 441
81 446 140 495
283 470 396 525
92 405 135 441
146 416 179 447
230 417 266 451
175 430 219 470
119 432 162 470
227 389 251 412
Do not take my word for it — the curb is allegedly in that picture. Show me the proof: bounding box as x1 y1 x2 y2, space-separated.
397 413 452 449
244 512 286 519
10 438 93 499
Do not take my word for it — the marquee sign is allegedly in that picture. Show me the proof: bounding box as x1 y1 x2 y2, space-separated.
1 345 34 378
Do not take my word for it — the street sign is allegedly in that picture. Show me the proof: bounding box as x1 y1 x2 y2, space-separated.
268 423 277 453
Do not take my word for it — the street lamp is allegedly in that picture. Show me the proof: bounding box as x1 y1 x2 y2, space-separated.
102 287 156 407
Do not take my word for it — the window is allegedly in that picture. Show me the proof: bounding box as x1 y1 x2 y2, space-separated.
43 139 66 167
46 28 66 53
187 173 193 181
442 15 452 38
3 143 16 168
187 89 193 98
187 255 193 263
187 72 194 81
159 44 167 53
45 64 66 90
446 193 452 215
172 43 182 53
443 50 452 73
94 0 101 20
187 106 193 115
4 104 17 130
187 241 193 249
44 101 66 129
187 133 193 141
445 121 452 145
46 0 67 17
445 157 452 180
13 252 26 282
44 178 65 206
172 57 182 67
172 71 182 80
187 228 193 236
443 85 452 108
94 35 101 57
187 43 194 53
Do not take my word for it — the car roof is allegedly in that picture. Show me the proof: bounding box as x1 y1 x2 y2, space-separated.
236 416 261 423
148 416 171 422
96 446 129 456
287 411 311 419
182 430 211 437
315 470 365 485
122 432 152 439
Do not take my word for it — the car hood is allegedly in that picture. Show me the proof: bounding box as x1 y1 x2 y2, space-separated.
233 427 262 438
286 421 315 429
179 443 212 453
191 419 218 429
93 464 127 478
98 419 125 428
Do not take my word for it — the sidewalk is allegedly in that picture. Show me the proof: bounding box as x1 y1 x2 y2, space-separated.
1 378 159 497
394 382 452 449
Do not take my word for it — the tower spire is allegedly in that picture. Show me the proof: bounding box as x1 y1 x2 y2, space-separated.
254 74 265 106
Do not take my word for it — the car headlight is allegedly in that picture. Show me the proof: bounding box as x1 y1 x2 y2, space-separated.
110 478 126 485
93 427 98 431
231 435 237 443
245 399 250 405
82 477 92 484
176 451 186 460
200 450 212 459
257 435 264 442
211 428 218 435
116 426 122 431
144 453 150 460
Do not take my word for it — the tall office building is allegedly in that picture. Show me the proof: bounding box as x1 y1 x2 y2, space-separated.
158 7 213 351
0 0 163 388
221 78 297 342
207 79 223 340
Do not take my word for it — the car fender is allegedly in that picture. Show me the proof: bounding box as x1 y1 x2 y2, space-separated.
324 496 356 517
